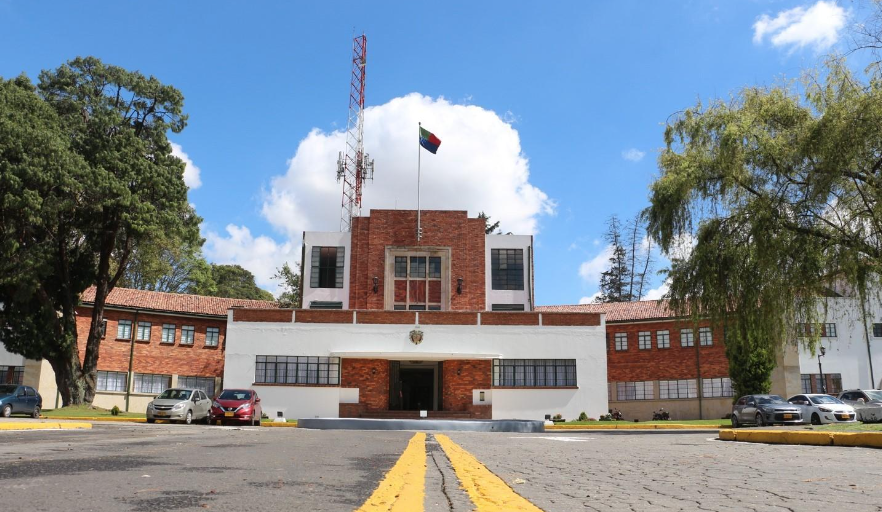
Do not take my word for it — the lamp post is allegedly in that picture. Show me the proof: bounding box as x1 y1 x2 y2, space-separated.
817 346 827 394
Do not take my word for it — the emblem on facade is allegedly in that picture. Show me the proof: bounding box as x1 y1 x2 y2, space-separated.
409 327 424 345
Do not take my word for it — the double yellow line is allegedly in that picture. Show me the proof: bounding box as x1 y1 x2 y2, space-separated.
355 432 543 512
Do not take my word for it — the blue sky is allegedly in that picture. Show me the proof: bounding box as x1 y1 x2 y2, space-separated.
0 0 867 304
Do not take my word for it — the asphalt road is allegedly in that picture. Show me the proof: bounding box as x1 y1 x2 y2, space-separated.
1 422 881 511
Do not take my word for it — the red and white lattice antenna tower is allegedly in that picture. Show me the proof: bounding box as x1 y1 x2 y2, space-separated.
336 34 374 232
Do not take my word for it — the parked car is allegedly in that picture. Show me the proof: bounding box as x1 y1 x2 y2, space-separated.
837 389 882 423
731 394 802 428
0 385 42 418
146 388 211 425
786 394 856 425
210 389 262 426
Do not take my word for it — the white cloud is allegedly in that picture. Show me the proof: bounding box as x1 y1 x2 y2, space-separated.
578 244 614 286
665 233 696 261
262 93 555 239
642 279 670 300
170 142 202 190
621 148 645 162
753 1 846 51
202 224 298 290
579 292 602 304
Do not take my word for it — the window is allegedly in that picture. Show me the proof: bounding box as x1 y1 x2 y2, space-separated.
801 374 812 394
617 381 653 401
181 325 195 345
491 304 525 311
638 331 651 350
701 377 733 398
205 327 220 347
492 359 577 387
0 366 24 385
117 319 132 340
255 356 341 385
179 376 216 397
96 371 128 392
491 249 525 290
822 323 837 337
657 330 670 349
100 320 107 338
310 246 345 288
309 301 343 309
614 333 628 351
133 373 170 394
389 249 447 311
874 323 882 337
797 323 838 337
161 324 176 344
680 329 694 347
136 322 151 341
698 327 713 346
659 379 698 399
800 373 843 394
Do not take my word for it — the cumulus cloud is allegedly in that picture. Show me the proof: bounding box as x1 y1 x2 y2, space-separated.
578 244 614 286
170 142 202 190
621 148 645 162
262 93 555 239
665 233 697 261
753 1 846 51
202 224 298 289
579 292 602 304
642 279 670 300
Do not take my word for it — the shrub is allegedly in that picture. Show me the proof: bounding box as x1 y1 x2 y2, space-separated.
599 413 612 421
110 406 120 416
552 413 563 421
577 411 589 421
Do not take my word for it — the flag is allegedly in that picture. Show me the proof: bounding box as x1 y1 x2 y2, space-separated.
419 127 441 154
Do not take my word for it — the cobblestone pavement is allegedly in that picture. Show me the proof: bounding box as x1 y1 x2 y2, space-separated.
446 430 882 512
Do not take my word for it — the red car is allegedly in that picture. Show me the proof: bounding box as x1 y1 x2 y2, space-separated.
211 389 262 426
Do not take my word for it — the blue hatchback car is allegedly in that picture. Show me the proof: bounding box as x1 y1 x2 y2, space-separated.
0 384 42 418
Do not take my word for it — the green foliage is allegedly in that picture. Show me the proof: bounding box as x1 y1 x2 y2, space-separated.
596 215 633 303
118 236 213 294
477 211 500 235
110 405 120 416
200 264 274 301
273 262 302 308
577 411 589 421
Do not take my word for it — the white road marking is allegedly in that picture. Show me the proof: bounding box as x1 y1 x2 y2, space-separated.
512 436 593 442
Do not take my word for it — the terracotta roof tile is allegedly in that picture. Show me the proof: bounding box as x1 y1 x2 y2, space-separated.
80 286 279 317
537 300 678 322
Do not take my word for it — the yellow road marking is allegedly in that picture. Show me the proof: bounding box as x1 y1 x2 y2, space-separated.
355 432 426 512
436 434 544 512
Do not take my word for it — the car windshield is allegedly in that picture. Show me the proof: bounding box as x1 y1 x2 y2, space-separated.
809 395 842 405
219 390 252 400
0 385 18 396
865 391 882 401
757 396 786 405
157 389 192 400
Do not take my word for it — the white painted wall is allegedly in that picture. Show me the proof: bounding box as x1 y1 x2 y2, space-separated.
224 311 608 421
485 235 533 311
0 345 25 367
797 296 882 390
302 231 351 309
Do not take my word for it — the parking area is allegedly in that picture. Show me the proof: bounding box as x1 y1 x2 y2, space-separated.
1 422 881 511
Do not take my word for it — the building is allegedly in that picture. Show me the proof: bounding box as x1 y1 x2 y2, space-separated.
18 287 277 411
223 210 608 421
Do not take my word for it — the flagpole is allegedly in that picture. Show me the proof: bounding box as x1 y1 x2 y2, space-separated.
417 122 422 242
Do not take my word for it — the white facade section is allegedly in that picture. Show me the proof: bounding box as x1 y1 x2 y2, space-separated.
302 231 351 309
797 296 882 390
485 234 533 311
0 345 25 366
224 312 607 421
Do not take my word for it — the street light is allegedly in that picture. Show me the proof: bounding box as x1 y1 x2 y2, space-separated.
818 346 827 394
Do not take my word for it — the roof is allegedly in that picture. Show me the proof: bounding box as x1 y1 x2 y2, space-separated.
80 286 279 317
536 300 679 323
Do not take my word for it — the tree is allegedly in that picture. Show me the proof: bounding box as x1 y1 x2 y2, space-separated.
595 215 633 303
645 59 882 397
0 57 197 406
201 264 274 301
273 262 302 308
118 236 213 294
477 211 500 235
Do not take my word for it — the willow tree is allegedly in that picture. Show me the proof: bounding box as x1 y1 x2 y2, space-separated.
646 60 882 397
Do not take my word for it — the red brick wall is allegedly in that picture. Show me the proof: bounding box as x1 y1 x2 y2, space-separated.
606 319 729 382
232 309 292 322
75 307 226 379
341 358 389 411
349 210 486 311
442 360 491 411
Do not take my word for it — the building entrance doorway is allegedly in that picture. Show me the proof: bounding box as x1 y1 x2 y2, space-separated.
389 361 442 411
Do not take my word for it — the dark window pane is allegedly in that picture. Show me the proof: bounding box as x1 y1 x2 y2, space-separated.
491 249 524 290
395 257 407 277
410 257 426 278
428 257 441 278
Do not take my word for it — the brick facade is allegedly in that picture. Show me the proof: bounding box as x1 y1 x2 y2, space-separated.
348 210 486 311
341 358 389 411
442 360 491 411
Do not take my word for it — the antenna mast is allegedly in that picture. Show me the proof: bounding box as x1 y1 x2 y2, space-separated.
337 34 374 232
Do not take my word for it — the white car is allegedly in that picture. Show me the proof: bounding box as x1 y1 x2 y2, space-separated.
787 394 856 425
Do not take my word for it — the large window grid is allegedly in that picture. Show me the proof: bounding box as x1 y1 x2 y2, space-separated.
0 366 24 385
134 373 170 394
698 327 713 346
659 379 697 399
614 333 628 351
617 381 654 401
255 356 340 385
491 249 525 290
680 329 694 347
657 330 670 349
390 251 445 311
800 373 843 394
97 371 128 392
638 331 651 350
310 246 345 288
797 323 838 337
874 323 882 338
492 359 577 387
205 327 220 347
701 377 733 398
179 376 216 397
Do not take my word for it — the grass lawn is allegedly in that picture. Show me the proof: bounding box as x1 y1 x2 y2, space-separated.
808 423 882 432
41 405 145 419
557 418 731 426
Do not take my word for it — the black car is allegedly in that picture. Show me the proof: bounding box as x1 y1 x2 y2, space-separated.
0 385 43 418
731 394 802 428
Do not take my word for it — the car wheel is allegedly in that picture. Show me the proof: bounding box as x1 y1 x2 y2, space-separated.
731 414 739 429
204 413 211 425
811 413 821 425
755 413 765 427
146 418 155 424
184 410 193 425
1 404 11 418
32 406 41 419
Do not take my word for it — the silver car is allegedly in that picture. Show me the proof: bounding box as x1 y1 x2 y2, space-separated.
731 394 803 428
837 389 882 423
146 388 211 425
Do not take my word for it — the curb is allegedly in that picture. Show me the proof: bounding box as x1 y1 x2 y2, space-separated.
260 422 298 428
43 416 146 423
0 421 92 430
718 429 882 448
547 423 725 430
